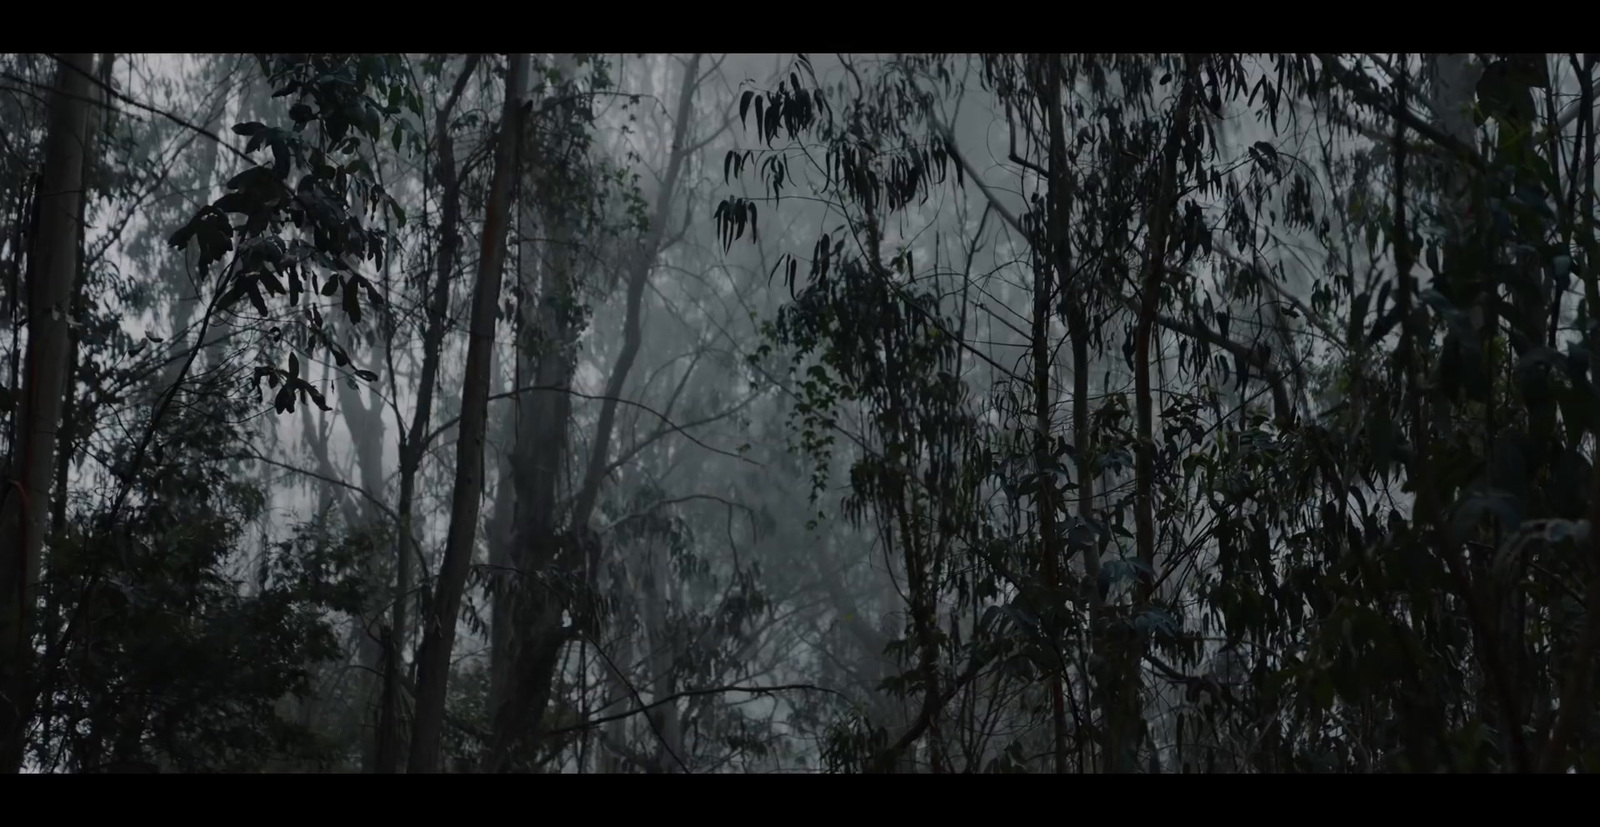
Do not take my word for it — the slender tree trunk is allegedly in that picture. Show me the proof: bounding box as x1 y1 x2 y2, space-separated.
598 654 635 771
49 53 110 543
374 53 481 774
335 379 388 772
641 544 686 770
408 52 527 774
484 326 517 722
0 53 94 774
569 53 702 528
486 53 703 771
484 52 581 772
1060 99 1104 769
1539 53 1600 774
0 53 95 773
1123 53 1196 774
1037 52 1077 774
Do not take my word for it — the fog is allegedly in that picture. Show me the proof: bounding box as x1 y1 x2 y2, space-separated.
0 52 1593 774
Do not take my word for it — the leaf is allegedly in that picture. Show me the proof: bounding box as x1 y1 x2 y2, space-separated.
739 90 754 128
996 602 1040 635
1065 520 1096 550
225 165 275 193
168 218 198 250
246 281 269 315
353 368 379 382
231 122 268 137
289 352 301 379
275 384 295 414
216 282 248 313
1367 304 1405 347
270 140 291 180
1450 491 1522 541
258 269 287 295
305 381 331 411
1516 345 1564 373
1421 288 1477 345
321 273 341 297
1553 253 1573 285
343 275 362 324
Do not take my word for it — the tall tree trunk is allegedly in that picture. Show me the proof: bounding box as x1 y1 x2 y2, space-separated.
0 53 94 774
640 543 685 770
1542 53 1600 773
407 52 527 774
484 325 517 721
1123 53 1196 774
374 53 481 775
484 52 582 772
1037 52 1074 774
568 53 701 529
50 54 112 542
485 53 703 772
336 379 388 772
1423 52 1507 765
597 630 635 772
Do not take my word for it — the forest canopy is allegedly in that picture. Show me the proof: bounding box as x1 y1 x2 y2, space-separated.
0 52 1595 773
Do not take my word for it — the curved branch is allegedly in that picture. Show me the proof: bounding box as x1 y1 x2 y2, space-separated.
229 450 400 526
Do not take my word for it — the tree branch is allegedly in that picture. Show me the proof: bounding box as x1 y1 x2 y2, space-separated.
1314 53 1486 171
424 383 757 467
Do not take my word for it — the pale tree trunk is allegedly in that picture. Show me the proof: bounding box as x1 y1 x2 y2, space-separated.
484 53 704 772
640 543 685 771
408 52 527 774
485 52 582 772
598 631 635 772
336 377 388 771
568 53 702 531
0 53 94 774
292 392 345 740
36 54 112 760
484 332 515 698
50 53 112 542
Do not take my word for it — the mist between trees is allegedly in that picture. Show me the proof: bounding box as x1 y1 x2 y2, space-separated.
0 52 1595 773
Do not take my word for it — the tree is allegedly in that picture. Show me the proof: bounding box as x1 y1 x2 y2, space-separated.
8 50 1600 775
408 52 527 774
0 53 94 772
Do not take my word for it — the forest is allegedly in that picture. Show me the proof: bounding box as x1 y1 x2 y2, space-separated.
0 52 1594 773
